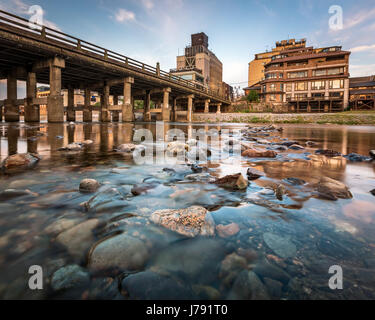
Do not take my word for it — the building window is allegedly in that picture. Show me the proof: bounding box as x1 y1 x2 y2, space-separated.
295 93 308 100
311 80 325 90
312 69 326 77
295 82 308 91
280 84 284 91
262 85 266 93
286 94 292 101
269 84 276 92
266 73 277 79
312 93 324 98
270 94 276 101
329 92 344 98
329 79 344 89
287 71 307 79
285 83 292 92
313 67 345 77
279 73 283 79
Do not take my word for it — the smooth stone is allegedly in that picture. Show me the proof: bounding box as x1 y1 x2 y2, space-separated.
263 232 297 259
79 179 100 193
51 264 90 292
150 206 215 238
56 219 100 259
0 189 36 201
253 259 291 284
131 182 159 196
192 285 221 300
280 141 299 147
121 271 194 300
88 233 149 272
214 173 248 190
247 168 264 180
263 277 283 298
306 141 317 147
1 153 41 173
344 153 370 162
289 144 304 150
219 252 248 287
315 149 342 157
216 223 240 238
60 142 83 151
317 176 352 200
227 270 270 300
116 143 141 153
242 149 277 158
45 218 80 236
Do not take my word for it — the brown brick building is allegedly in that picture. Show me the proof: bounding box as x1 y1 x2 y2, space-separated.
349 75 375 110
259 44 351 112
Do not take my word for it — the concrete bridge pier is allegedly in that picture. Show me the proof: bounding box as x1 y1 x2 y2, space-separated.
4 70 19 122
122 77 134 122
100 84 110 122
217 103 222 114
112 96 120 122
187 95 194 122
162 87 171 121
83 88 92 122
67 87 76 122
25 72 39 122
47 57 65 123
171 97 177 122
204 99 210 113
143 90 151 121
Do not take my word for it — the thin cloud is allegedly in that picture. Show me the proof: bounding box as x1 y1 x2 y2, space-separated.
350 64 375 77
115 9 136 23
350 44 375 53
343 7 375 30
141 0 154 10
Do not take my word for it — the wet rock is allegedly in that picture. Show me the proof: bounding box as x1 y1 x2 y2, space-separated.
317 176 352 200
59 142 83 151
274 184 285 201
344 153 370 162
184 173 215 183
162 168 176 174
306 141 317 147
242 149 277 158
83 188 125 213
284 177 306 186
256 139 270 145
150 206 215 237
89 277 122 300
315 149 342 157
227 270 270 300
116 143 145 154
45 218 80 236
214 173 248 190
56 219 100 259
186 146 211 161
370 150 375 160
263 277 283 298
219 252 248 287
0 189 36 201
131 182 159 196
79 179 100 193
88 233 149 272
192 285 221 300
216 223 240 238
253 259 291 284
263 232 297 259
148 238 227 285
166 141 189 156
280 141 299 147
121 271 194 300
1 153 40 173
191 164 203 173
81 140 93 146
247 168 264 180
51 265 90 292
289 144 304 150
370 189 375 196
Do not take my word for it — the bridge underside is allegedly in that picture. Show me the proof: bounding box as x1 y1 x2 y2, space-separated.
0 12 229 123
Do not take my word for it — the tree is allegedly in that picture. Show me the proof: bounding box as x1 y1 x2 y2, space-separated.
246 90 259 103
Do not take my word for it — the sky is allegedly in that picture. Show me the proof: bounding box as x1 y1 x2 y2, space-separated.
0 0 374 93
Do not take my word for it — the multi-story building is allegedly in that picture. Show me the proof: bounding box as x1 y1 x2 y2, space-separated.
247 39 307 88
259 44 350 112
170 32 223 95
349 75 375 110
222 81 234 102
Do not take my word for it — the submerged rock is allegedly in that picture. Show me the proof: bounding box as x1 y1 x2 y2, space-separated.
247 168 264 180
227 270 270 300
306 141 317 147
317 177 352 200
289 144 304 150
315 149 342 157
263 232 297 259
344 153 371 162
166 141 189 156
121 271 194 300
131 182 159 196
51 264 90 292
284 177 306 186
214 173 248 190
79 179 100 193
0 189 36 201
56 219 100 259
1 153 40 173
242 149 277 158
216 223 240 238
150 206 215 237
88 233 149 272
219 252 248 287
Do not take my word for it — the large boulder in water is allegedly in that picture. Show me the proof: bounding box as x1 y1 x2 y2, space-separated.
317 177 352 200
214 173 248 190
242 149 277 158
1 153 40 173
150 206 215 237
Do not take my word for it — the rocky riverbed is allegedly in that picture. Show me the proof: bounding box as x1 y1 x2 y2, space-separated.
0 122 375 300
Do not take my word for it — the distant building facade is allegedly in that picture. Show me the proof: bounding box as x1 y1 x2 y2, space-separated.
170 32 223 95
349 75 375 110
258 43 350 112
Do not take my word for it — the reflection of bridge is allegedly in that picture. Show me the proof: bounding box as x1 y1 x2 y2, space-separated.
0 10 230 123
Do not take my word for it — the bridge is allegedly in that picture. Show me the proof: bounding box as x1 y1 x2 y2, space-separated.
0 10 230 123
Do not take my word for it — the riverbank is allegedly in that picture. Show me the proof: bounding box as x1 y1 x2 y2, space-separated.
193 111 375 125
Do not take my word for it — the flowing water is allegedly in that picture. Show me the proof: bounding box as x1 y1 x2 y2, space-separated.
0 122 374 300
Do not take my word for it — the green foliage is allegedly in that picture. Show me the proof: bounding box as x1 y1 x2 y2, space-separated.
246 90 259 103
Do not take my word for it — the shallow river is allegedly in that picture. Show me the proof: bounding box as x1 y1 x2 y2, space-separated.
0 122 374 300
